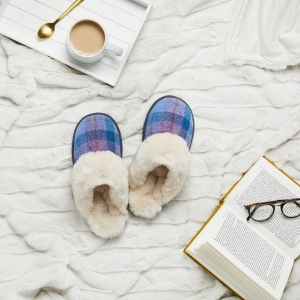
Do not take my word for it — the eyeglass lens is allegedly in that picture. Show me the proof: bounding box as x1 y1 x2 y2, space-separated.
282 200 300 218
250 205 274 221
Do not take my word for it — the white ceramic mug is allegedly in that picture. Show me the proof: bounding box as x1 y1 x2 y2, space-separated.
67 19 123 63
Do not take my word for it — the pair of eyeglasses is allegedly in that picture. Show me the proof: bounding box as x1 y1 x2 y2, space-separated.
244 198 300 222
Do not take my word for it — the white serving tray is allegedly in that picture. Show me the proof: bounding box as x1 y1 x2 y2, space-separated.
0 0 151 86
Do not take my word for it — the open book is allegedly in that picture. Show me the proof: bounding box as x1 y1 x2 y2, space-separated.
184 157 300 300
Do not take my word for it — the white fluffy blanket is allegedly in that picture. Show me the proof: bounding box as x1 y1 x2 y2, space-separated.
1 0 300 299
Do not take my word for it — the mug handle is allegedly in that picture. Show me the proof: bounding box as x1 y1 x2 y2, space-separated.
104 42 123 56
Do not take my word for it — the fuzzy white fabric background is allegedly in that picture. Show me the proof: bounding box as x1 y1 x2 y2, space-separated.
1 0 300 299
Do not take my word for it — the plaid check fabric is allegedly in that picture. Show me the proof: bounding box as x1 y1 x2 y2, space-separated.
143 96 194 148
73 113 122 164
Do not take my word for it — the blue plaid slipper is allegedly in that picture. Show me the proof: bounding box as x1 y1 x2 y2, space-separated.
71 113 128 239
129 95 194 219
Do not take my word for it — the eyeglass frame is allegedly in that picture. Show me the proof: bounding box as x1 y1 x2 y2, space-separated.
244 198 300 222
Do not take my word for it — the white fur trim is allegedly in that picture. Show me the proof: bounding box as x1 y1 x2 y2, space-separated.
129 132 190 219
72 151 128 239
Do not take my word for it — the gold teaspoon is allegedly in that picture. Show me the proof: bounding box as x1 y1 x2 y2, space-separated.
38 0 84 39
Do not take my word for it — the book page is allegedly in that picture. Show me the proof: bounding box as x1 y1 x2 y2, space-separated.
186 203 292 300
210 206 293 299
226 158 300 259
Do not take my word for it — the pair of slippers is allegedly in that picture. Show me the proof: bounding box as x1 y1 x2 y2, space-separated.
71 96 194 239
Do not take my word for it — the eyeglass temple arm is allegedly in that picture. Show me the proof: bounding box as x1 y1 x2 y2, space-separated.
247 198 300 206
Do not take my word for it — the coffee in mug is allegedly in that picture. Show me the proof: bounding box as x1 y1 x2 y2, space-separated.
67 19 123 63
70 20 105 56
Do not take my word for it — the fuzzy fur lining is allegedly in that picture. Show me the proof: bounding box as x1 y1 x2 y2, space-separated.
72 151 128 239
129 133 190 219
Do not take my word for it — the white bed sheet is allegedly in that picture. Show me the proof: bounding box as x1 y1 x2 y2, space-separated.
226 0 300 70
0 0 300 299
